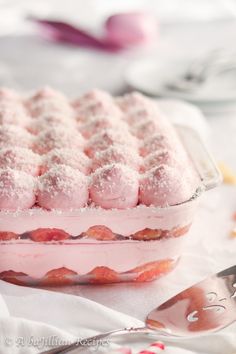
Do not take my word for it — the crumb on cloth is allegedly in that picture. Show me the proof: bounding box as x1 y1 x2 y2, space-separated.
218 162 236 185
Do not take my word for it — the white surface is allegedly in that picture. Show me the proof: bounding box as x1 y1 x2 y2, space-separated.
0 5 236 353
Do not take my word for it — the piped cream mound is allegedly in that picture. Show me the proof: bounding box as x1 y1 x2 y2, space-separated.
28 86 67 102
42 148 90 175
33 126 84 155
0 87 199 211
142 150 179 172
0 101 29 127
85 128 138 158
0 168 36 210
0 147 41 176
90 163 139 209
0 124 33 148
0 88 20 102
79 115 127 139
140 165 193 207
140 134 173 157
116 91 151 112
73 89 122 122
72 89 112 110
124 105 160 125
92 145 141 172
28 114 76 135
27 87 73 118
37 165 89 210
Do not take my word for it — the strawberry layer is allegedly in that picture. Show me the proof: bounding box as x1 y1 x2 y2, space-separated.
0 199 198 236
0 236 185 278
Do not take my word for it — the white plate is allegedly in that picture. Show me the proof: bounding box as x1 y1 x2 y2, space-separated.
125 58 236 106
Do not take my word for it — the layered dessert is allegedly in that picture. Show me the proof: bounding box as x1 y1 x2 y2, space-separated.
0 87 218 286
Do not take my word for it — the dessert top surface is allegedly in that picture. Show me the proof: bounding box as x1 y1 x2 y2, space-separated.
0 87 199 212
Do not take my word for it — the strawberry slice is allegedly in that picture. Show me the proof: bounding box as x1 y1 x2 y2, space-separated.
0 270 27 285
82 225 116 241
29 228 70 242
128 259 175 282
41 267 77 286
132 228 162 241
88 266 119 284
0 231 18 241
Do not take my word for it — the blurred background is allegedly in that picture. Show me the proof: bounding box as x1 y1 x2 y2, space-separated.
0 0 236 96
1 0 236 169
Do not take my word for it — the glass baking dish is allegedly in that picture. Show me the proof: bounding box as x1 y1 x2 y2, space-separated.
0 126 221 286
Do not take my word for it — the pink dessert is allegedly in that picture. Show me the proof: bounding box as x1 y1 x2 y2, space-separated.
140 134 173 157
0 124 32 148
92 145 141 171
37 165 89 210
73 90 121 122
72 89 112 109
28 87 67 101
142 150 178 172
28 114 76 135
27 87 73 118
90 163 139 209
33 126 84 155
79 115 126 139
124 106 158 125
42 148 90 175
0 168 36 210
116 91 151 112
0 147 40 176
85 128 138 158
0 88 19 101
0 101 29 127
140 165 193 207
0 88 220 286
132 118 168 139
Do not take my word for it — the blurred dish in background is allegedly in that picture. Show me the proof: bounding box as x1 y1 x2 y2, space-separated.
125 57 236 113
165 50 236 92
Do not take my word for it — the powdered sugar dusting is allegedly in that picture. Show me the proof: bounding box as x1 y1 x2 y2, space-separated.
27 114 76 135
0 101 29 127
0 147 41 176
42 148 90 174
140 165 193 207
92 145 141 171
0 168 36 210
33 126 84 155
90 163 139 209
85 128 138 158
38 165 89 210
80 115 127 139
0 124 33 148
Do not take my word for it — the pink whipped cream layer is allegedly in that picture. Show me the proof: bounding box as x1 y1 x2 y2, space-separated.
0 237 183 277
0 87 199 212
0 199 197 236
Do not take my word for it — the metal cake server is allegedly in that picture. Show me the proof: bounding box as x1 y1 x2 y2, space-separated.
41 265 236 353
